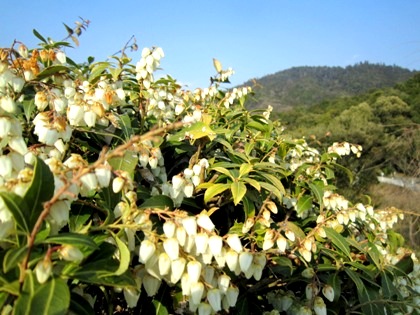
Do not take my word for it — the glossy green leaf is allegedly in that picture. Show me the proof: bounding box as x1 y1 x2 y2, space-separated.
324 227 351 259
152 300 169 315
15 273 70 315
101 233 130 277
115 113 133 140
284 221 306 240
358 285 386 315
308 181 325 207
256 172 285 195
42 233 98 250
138 195 174 210
381 271 397 298
24 157 55 230
367 242 383 269
108 150 138 178
344 267 364 294
203 183 230 204
231 181 247 205
296 195 312 215
242 196 255 218
3 246 28 273
36 65 69 81
0 192 29 233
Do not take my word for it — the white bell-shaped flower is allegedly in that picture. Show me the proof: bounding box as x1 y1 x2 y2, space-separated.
143 274 161 297
139 240 156 264
163 237 179 260
226 234 243 253
190 281 205 305
208 235 223 256
239 252 253 273
207 288 222 312
196 213 215 232
187 260 202 283
170 258 186 284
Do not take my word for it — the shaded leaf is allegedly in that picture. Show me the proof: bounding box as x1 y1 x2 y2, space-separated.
36 65 69 81
3 246 27 273
0 192 29 233
296 195 312 215
308 181 325 207
69 292 95 315
99 233 130 277
381 271 398 299
42 233 98 250
152 300 169 315
138 195 174 210
24 157 54 230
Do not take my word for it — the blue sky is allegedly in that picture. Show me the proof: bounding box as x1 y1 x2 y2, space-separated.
1 1 419 88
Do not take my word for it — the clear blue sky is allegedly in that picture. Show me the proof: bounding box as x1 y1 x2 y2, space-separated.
1 1 419 88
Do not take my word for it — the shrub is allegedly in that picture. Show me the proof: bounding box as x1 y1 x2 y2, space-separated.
0 21 418 314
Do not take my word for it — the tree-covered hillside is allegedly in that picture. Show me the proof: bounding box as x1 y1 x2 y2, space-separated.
243 62 417 111
277 73 420 197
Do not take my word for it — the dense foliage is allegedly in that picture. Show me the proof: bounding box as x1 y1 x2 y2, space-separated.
0 22 419 315
244 63 417 111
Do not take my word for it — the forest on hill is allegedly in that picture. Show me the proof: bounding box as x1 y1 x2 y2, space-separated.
243 62 417 111
272 73 420 249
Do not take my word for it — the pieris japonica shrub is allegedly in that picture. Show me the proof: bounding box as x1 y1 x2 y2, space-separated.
0 21 419 315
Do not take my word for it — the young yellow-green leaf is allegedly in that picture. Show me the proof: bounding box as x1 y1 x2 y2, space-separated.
231 181 247 205
211 166 235 180
258 182 282 201
241 177 261 191
204 183 231 204
213 58 222 73
238 163 253 178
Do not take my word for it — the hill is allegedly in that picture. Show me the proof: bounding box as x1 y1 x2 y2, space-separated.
242 62 417 111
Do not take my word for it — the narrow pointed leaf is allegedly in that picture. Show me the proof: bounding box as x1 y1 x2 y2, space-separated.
0 192 30 233
24 157 54 229
324 227 351 259
152 300 169 315
42 233 98 250
238 164 253 178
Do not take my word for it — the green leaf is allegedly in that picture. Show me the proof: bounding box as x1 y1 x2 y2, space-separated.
270 256 294 276
138 195 174 210
0 192 30 233
15 273 70 315
115 113 133 140
63 23 74 35
24 157 54 230
344 267 364 294
296 195 312 215
283 221 306 240
231 181 247 205
358 285 386 315
381 271 397 298
366 242 383 269
33 29 47 43
241 177 261 191
327 273 342 302
211 166 235 180
42 233 98 250
108 150 138 178
3 246 28 273
203 183 231 204
324 227 351 259
69 292 95 315
89 62 110 83
36 65 69 81
238 164 253 178
242 196 255 218
258 182 282 201
308 181 325 207
152 300 169 315
255 172 285 195
100 233 130 277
